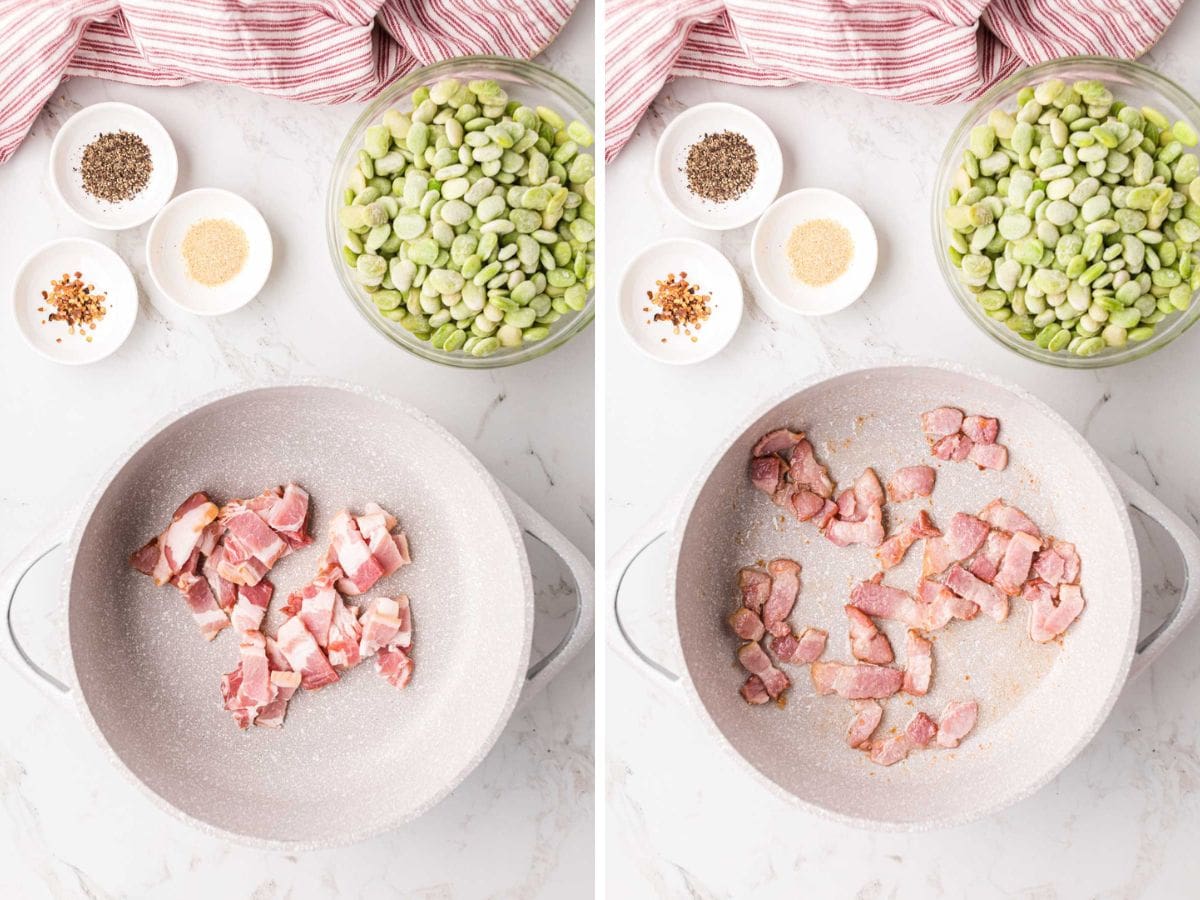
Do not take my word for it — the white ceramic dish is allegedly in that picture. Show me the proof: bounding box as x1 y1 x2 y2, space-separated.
618 238 743 365
146 188 272 316
654 103 783 231
11 238 138 365
751 188 878 316
48 102 177 231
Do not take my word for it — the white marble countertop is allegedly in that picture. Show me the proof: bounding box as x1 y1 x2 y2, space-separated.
606 4 1200 897
0 4 594 897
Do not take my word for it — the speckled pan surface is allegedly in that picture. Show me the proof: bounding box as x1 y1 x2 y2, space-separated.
61 382 534 848
669 363 1139 829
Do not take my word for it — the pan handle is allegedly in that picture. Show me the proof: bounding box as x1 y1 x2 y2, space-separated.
1109 465 1200 680
0 517 73 700
500 485 595 698
607 513 681 684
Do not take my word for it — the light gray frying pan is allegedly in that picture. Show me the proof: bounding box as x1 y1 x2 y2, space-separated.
1 381 593 849
610 362 1200 829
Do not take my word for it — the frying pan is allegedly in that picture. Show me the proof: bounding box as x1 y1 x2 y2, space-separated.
0 381 594 849
609 362 1200 829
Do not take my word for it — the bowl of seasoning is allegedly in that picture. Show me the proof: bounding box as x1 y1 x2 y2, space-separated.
48 102 178 230
617 237 743 364
750 188 878 316
12 237 138 365
654 102 783 231
145 188 272 315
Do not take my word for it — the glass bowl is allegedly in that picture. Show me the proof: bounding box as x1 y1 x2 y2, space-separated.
326 56 595 368
932 57 1200 368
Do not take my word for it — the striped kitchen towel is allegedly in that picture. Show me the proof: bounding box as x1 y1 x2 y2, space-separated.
0 0 576 164
605 0 1184 161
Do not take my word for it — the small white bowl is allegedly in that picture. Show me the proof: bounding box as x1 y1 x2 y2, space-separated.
618 238 743 365
12 238 138 365
750 188 878 317
146 188 273 315
654 102 783 231
48 102 178 230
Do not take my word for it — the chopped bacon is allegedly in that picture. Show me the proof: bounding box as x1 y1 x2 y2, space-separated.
753 428 804 458
231 579 274 634
197 520 221 558
935 699 979 748
738 568 772 615
922 513 989 577
326 592 364 669
255 670 302 728
967 530 1010 584
265 482 312 548
886 465 936 502
750 455 785 497
825 503 884 548
276 615 339 690
902 629 932 695
916 579 979 630
202 545 239 613
236 630 273 706
921 407 965 439
728 607 765 642
771 627 827 665
129 538 162 578
906 711 938 747
869 734 911 766
994 530 1042 596
790 489 827 522
1032 540 1080 587
979 499 1040 537
945 564 1008 622
740 675 770 705
1027 582 1085 643
876 509 940 570
789 438 835 498
130 492 220 586
174 572 229 641
324 505 410 596
968 442 1008 470
851 576 924 628
215 539 270 587
846 700 883 749
762 558 801 637
221 506 289 570
738 642 790 699
285 569 340 648
810 662 903 699
845 606 894 665
932 433 973 461
815 499 838 530
850 468 884 516
962 415 999 444
358 595 412 658
376 647 415 688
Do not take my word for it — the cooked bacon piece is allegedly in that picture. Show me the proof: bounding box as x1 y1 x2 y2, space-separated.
231 579 274 634
254 670 302 728
326 592 364 669
869 734 911 766
376 647 415 688
916 579 979 630
932 433 973 461
962 415 999 444
945 564 1008 622
846 700 884 749
265 482 312 548
276 616 339 690
740 675 770 705
728 607 765 642
902 629 933 695
1032 540 1080 587
969 442 1008 470
750 455 785 496
810 662 903 699
906 711 938 747
825 503 884 548
851 576 924 628
922 513 989 577
845 606 894 665
358 595 413 657
836 488 858 521
967 530 1010 584
979 499 1039 537
850 468 884 517
738 568 772 615
174 572 229 641
771 627 827 665
886 465 936 502
763 559 801 637
790 489 826 522
815 499 838 530
936 699 979 748
994 530 1042 596
921 407 964 439
753 428 804 458
1027 582 1085 643
789 438 835 498
737 642 790 699
876 509 940 570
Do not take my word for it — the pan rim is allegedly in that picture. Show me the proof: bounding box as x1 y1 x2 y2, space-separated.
59 378 536 850
663 358 1140 831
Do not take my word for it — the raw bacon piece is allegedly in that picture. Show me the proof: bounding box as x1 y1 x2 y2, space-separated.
789 438 835 498
1032 540 1080 587
845 606 894 665
968 442 1008 470
790 489 827 522
810 662 903 699
325 510 384 595
1027 582 1085 643
851 576 925 629
936 700 979 748
979 499 1040 537
920 407 964 439
994 530 1042 596
221 506 288 569
932 433 973 461
728 607 765 642
255 670 302 729
376 646 415 688
130 492 220 586
771 628 827 665
235 630 273 707
265 482 312 547
326 593 364 669
902 629 932 696
285 569 340 648
876 510 940 570
825 503 884 548
750 456 785 497
231 579 274 634
753 428 804 458
197 520 221 558
276 616 339 690
215 537 271 587
967 530 1010 584
174 572 229 641
886 465 936 502
906 711 938 747
869 734 911 766
358 595 413 657
945 564 1008 622
740 675 770 705
916 579 979 630
846 700 883 749
962 415 999 444
202 545 239 613
737 642 790 699
922 513 989 577
129 538 162 579
738 568 772 615
762 559 801 637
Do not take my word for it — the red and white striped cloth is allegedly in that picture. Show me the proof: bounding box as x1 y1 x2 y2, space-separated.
605 0 1183 161
0 0 576 164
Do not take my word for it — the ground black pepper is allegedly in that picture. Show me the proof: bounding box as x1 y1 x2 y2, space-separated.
79 130 153 202
683 130 757 203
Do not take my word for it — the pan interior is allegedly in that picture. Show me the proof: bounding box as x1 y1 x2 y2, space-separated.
68 386 530 843
677 366 1137 825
